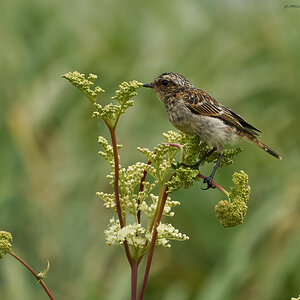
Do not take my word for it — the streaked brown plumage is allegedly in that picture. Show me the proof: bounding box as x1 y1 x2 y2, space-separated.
143 72 281 189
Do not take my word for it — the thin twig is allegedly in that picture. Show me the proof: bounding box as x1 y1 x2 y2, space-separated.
10 252 54 300
197 173 229 196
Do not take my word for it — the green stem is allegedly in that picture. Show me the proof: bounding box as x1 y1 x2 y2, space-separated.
9 252 54 300
149 183 165 231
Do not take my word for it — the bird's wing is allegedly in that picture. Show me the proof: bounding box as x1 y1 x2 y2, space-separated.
182 89 261 136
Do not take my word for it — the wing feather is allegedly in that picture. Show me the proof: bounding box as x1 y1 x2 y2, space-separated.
181 89 261 136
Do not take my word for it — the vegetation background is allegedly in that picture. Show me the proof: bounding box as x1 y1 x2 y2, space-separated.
0 0 299 299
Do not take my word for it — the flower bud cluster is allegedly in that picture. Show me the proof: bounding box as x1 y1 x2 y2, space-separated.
137 143 180 182
96 192 116 210
62 71 104 103
155 223 189 248
94 80 142 127
163 131 182 144
98 136 122 167
215 171 250 227
112 81 143 108
0 231 12 259
118 163 157 214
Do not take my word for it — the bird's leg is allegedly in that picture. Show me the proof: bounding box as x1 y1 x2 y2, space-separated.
180 147 217 169
202 152 224 190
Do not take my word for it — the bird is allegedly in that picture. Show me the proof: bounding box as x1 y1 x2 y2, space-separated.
143 72 281 190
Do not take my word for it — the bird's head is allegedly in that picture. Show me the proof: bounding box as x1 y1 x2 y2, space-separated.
143 72 194 100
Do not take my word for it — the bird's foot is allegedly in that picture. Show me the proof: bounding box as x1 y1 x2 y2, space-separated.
202 176 216 190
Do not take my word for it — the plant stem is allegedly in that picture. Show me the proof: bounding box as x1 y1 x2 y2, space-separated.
138 182 170 300
9 252 54 300
131 263 138 300
137 160 152 224
149 183 165 232
108 126 132 264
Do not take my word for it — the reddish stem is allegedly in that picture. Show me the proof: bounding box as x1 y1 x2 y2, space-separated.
138 183 170 300
108 127 133 264
137 160 152 224
197 173 229 196
109 125 141 300
165 142 183 149
9 252 54 300
131 263 138 300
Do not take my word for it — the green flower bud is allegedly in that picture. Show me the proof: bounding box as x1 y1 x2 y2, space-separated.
0 231 13 259
215 171 250 227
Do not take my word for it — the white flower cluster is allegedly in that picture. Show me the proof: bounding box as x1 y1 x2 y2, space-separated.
105 218 145 247
164 197 180 217
96 192 116 209
119 162 156 196
137 147 157 163
118 162 157 214
104 219 189 249
156 223 189 248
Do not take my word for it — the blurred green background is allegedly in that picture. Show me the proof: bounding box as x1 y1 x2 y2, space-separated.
1 0 300 299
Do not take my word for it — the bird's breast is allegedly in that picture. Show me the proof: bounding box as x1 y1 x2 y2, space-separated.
164 100 239 147
165 101 198 135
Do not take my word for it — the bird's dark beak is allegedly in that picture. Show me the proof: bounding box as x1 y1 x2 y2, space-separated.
143 83 154 88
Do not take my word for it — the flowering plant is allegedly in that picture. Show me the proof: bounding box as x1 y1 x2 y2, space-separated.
61 71 250 300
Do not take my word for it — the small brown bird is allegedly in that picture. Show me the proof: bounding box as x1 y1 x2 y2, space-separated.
143 72 281 189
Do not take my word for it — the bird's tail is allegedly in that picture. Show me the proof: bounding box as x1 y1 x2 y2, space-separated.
244 133 282 160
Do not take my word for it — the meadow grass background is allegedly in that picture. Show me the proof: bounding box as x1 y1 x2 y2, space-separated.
0 0 300 299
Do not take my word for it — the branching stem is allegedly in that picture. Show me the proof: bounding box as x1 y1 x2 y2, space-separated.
138 174 173 300
108 125 139 300
137 160 152 224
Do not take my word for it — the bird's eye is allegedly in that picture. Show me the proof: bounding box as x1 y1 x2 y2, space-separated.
161 80 169 86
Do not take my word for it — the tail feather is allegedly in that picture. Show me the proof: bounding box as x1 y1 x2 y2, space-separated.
244 134 282 160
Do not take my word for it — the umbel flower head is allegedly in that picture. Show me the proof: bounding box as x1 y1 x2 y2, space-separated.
0 231 12 259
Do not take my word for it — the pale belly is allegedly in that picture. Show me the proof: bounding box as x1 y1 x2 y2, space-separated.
167 105 239 149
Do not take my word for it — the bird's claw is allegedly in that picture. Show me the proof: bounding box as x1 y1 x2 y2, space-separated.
202 177 216 190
